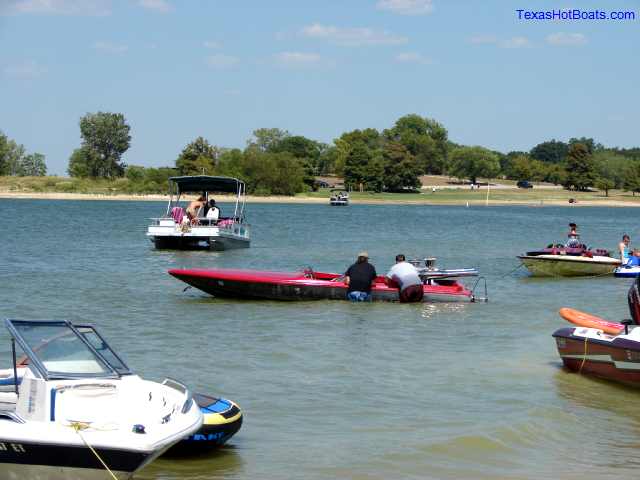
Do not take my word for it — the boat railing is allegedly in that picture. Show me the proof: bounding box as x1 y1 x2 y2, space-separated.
161 378 193 414
148 217 244 228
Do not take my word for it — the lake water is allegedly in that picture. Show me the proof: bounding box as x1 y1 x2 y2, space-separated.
1 199 639 480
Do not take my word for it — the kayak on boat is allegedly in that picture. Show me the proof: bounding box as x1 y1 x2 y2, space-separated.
168 267 478 302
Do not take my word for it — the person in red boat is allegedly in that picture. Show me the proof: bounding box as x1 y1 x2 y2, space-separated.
386 254 424 303
344 252 377 302
566 223 580 248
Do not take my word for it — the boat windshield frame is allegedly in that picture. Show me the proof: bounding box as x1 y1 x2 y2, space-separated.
164 175 247 223
5 319 122 381
74 323 132 376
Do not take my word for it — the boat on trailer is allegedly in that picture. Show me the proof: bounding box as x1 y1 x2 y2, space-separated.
0 319 202 479
519 244 619 277
552 277 640 387
168 267 480 302
147 175 250 250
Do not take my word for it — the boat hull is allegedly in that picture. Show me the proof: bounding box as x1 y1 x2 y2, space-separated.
615 265 640 278
553 327 640 387
0 442 153 480
147 223 250 250
168 269 473 303
166 394 243 455
519 255 619 277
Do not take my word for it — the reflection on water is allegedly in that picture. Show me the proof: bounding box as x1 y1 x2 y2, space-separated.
137 447 244 480
420 302 468 319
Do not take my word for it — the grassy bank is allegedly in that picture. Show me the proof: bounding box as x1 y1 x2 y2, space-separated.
2 175 640 206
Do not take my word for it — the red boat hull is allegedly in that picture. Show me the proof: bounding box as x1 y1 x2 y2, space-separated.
553 327 640 387
168 268 473 302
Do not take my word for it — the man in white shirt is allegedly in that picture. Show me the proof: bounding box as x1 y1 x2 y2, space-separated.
205 199 220 222
386 254 424 303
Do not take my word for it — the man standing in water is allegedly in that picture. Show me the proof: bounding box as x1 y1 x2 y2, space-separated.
344 252 377 301
386 254 424 303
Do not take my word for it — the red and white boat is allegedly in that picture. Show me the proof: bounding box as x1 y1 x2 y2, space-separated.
552 277 640 387
168 268 477 302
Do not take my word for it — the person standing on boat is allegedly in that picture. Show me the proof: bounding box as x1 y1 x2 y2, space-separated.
386 254 424 303
566 223 580 248
619 234 632 264
344 252 377 301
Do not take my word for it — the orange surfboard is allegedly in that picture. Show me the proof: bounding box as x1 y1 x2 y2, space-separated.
559 307 624 335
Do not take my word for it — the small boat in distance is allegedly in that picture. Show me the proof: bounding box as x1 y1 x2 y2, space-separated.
329 189 349 206
168 267 477 302
518 244 619 277
552 278 640 387
147 175 250 250
0 319 203 479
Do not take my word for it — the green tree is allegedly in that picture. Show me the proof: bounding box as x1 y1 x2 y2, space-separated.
0 136 26 176
270 135 323 188
530 140 568 164
382 141 421 192
20 152 47 176
569 137 603 155
248 128 290 152
593 151 628 189
343 141 371 190
563 143 597 191
0 131 9 175
383 114 448 174
545 164 567 185
77 112 131 178
68 147 98 178
216 148 245 179
448 146 500 184
595 177 615 197
510 155 533 181
334 128 382 177
175 137 219 175
624 162 640 196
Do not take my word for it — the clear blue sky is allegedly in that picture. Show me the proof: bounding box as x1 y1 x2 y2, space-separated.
1 0 638 175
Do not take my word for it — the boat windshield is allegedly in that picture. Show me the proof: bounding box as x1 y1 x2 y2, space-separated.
75 325 131 375
6 320 118 380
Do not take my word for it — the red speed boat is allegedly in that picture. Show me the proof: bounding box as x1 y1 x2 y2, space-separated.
168 268 476 302
552 277 640 387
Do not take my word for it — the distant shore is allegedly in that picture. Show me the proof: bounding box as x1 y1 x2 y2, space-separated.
2 190 640 207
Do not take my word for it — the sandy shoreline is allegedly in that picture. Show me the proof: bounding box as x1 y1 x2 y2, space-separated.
1 190 640 207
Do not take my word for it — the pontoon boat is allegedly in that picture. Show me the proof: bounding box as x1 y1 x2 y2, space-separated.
147 176 250 250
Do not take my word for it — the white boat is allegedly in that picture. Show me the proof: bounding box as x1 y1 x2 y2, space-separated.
329 189 349 206
518 254 620 277
0 319 202 479
147 176 250 250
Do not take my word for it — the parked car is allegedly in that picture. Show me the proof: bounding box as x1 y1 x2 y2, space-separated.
517 180 533 189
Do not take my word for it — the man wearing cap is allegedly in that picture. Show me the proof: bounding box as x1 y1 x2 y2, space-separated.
386 254 423 303
344 252 377 301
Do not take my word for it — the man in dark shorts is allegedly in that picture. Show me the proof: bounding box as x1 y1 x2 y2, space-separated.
344 252 377 301
386 254 424 303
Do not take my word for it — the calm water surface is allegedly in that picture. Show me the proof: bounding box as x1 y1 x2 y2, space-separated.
1 199 638 480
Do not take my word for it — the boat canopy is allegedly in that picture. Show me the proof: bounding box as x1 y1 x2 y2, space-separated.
170 176 245 194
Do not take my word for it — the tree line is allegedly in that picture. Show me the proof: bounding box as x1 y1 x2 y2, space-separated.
4 111 640 196
0 131 47 177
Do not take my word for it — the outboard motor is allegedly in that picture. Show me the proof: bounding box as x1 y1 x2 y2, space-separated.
627 276 640 324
